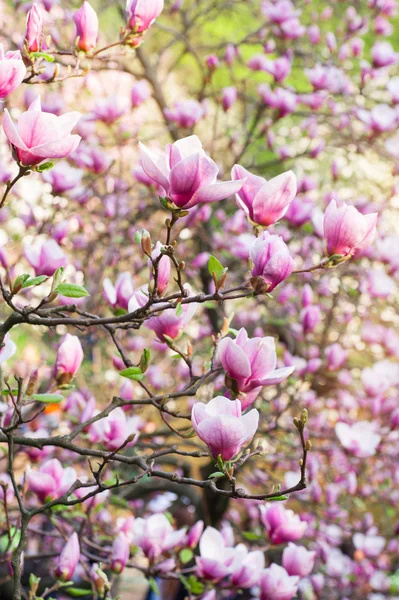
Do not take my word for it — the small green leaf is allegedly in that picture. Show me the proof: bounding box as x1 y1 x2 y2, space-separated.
208 471 225 479
139 348 151 372
29 573 40 587
176 301 183 316
63 587 91 597
148 578 160 596
134 230 142 244
179 575 204 595
22 275 48 288
208 255 225 279
52 267 64 289
30 51 55 62
179 548 194 564
14 274 30 288
55 283 89 298
268 495 289 502
1 388 18 396
36 161 55 173
119 366 144 381
31 393 64 403
242 531 264 542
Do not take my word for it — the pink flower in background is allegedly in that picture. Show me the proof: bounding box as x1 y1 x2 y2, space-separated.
335 421 381 457
260 504 307 544
323 199 377 256
260 564 299 600
191 396 259 460
196 526 235 581
282 543 316 576
133 514 186 560
140 135 245 209
164 100 205 128
230 545 265 587
103 273 135 310
55 533 80 581
221 86 237 111
2 97 81 166
358 104 397 132
131 80 151 107
325 343 347 371
250 231 295 292
126 0 164 33
43 161 83 194
264 56 292 81
89 408 142 451
143 297 197 341
150 242 171 295
25 239 67 276
262 0 299 24
25 4 43 53
232 165 296 226
0 333 16 365
218 328 295 408
371 41 398 67
0 44 27 99
73 2 99 52
27 459 77 501
55 334 84 382
111 532 130 574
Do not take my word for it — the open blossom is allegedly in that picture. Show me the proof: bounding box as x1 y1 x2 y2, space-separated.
232 165 296 226
89 408 142 451
0 334 16 365
25 239 67 276
218 328 295 408
335 421 381 457
73 2 99 52
143 297 197 341
258 84 297 117
262 0 299 23
103 273 135 310
260 504 307 544
55 533 80 581
55 334 84 383
191 396 259 460
126 0 164 33
260 564 299 600
131 80 151 107
43 161 83 194
230 544 265 588
282 543 316 577
111 532 130 574
164 100 206 128
323 199 377 256
25 4 42 53
139 135 245 209
371 41 398 67
353 532 385 558
133 514 186 560
27 459 77 501
2 97 81 166
196 527 236 581
250 231 295 292
0 44 27 100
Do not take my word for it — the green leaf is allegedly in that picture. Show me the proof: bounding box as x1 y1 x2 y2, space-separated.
179 575 204 595
179 548 193 564
148 578 160 597
64 588 91 597
1 388 18 396
119 366 144 381
139 348 151 372
176 301 183 316
208 255 225 279
30 393 64 404
13 274 30 288
242 531 264 542
268 495 289 502
22 275 48 288
29 573 40 587
55 283 89 298
30 51 55 62
36 161 55 173
52 266 64 289
208 471 225 479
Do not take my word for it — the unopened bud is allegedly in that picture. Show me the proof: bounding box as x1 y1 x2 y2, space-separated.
306 439 312 451
300 408 308 425
179 261 185 270
141 230 152 256
26 369 38 396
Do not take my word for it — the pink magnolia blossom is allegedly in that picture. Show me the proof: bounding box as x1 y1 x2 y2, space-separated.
325 343 347 371
371 40 398 67
111 532 130 574
264 56 292 82
73 2 98 52
150 242 171 295
103 273 135 310
55 533 80 581
43 161 83 194
140 136 244 209
186 520 204 548
258 85 297 117
250 231 295 292
230 544 265 587
262 0 299 24
55 334 84 382
126 0 164 33
282 543 316 577
164 100 205 128
196 526 236 581
25 4 42 53
353 532 385 558
132 513 186 560
131 80 151 107
0 334 16 365
260 503 307 544
0 44 26 100
260 564 299 600
3 97 81 166
323 199 377 256
221 86 237 111
191 396 259 460
89 408 142 451
357 104 398 132
232 165 296 226
218 328 295 408
335 421 381 457
24 239 67 276
301 305 322 334
27 459 77 501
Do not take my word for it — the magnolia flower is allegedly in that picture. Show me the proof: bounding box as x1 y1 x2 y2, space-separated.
126 0 164 33
27 459 77 501
191 396 259 460
89 408 142 451
282 543 316 577
250 231 295 292
2 97 81 166
0 334 16 365
218 328 295 408
335 421 381 457
164 100 205 128
133 513 186 560
55 533 80 581
196 527 236 581
55 334 84 384
111 532 130 574
260 564 299 600
25 4 43 53
24 239 67 276
260 504 307 544
139 135 245 209
103 273 135 311
73 1 99 52
323 199 377 256
230 544 265 587
0 44 26 100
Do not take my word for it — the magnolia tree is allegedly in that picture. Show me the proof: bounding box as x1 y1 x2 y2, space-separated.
0 0 398 599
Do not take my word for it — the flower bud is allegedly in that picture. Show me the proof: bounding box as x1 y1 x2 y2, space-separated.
73 1 99 53
25 4 43 53
55 533 80 581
